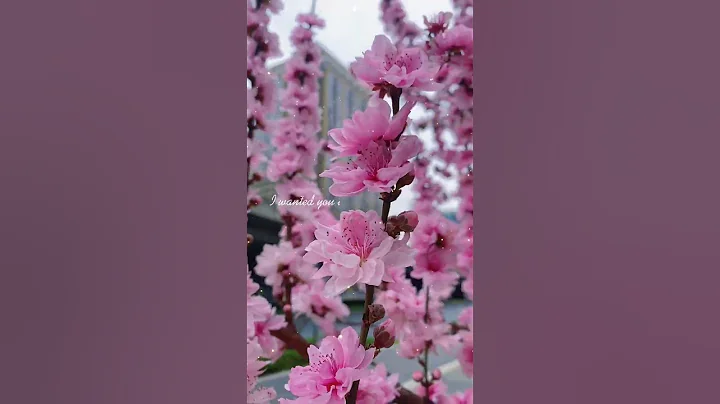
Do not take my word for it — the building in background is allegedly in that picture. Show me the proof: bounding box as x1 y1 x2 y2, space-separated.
252 43 380 224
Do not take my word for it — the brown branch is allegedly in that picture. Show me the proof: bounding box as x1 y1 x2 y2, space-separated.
269 325 311 361
422 287 433 403
450 322 469 334
282 276 294 324
344 284 376 403
393 386 425 404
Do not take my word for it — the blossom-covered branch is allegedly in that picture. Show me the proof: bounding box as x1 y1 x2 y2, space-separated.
376 1 475 402
246 1 285 402
256 8 351 365
247 2 474 403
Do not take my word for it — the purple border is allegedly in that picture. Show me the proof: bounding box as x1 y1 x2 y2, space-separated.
1 0 247 402
3 0 720 403
473 1 720 403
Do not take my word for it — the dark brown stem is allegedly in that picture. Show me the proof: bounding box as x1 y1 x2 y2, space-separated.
283 276 294 324
345 284 376 403
269 326 311 361
393 386 426 404
421 287 431 404
358 286 376 345
282 216 296 327
348 197 393 404
381 198 392 223
450 322 469 334
390 88 402 115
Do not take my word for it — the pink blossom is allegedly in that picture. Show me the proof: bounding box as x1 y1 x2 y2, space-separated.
283 57 323 90
246 4 269 29
415 379 448 403
457 330 474 377
272 118 305 145
410 213 459 253
410 213 461 287
246 298 266 335
283 208 337 249
327 96 415 157
250 297 286 360
350 35 440 92
304 210 414 296
247 86 271 126
381 265 416 293
265 148 317 182
379 0 422 42
252 0 283 14
247 68 278 129
271 121 322 156
437 388 473 404
372 319 396 349
455 13 473 28
279 83 320 116
397 321 458 359
290 25 314 46
398 210 419 229
255 241 315 294
432 25 474 60
441 149 473 173
280 88 320 116
452 0 474 9
412 248 460 287
321 136 423 197
296 13 325 28
292 280 350 336
374 288 425 331
247 287 275 338
423 12 453 35
247 339 277 403
282 327 375 403
357 364 399 404
249 29 282 60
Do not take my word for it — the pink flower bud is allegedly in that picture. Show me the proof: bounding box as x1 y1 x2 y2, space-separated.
372 319 396 349
367 304 386 325
398 211 419 230
432 369 442 380
412 371 423 382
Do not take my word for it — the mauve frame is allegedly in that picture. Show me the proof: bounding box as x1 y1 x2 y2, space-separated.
1 0 720 403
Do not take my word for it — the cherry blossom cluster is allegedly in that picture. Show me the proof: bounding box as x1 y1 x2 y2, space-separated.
255 10 354 342
247 0 282 211
379 0 422 47
247 267 285 402
246 2 473 403
246 1 286 402
372 1 475 402
277 15 470 402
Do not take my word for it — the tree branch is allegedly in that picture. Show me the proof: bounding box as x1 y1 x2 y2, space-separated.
269 325 311 361
393 386 425 404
